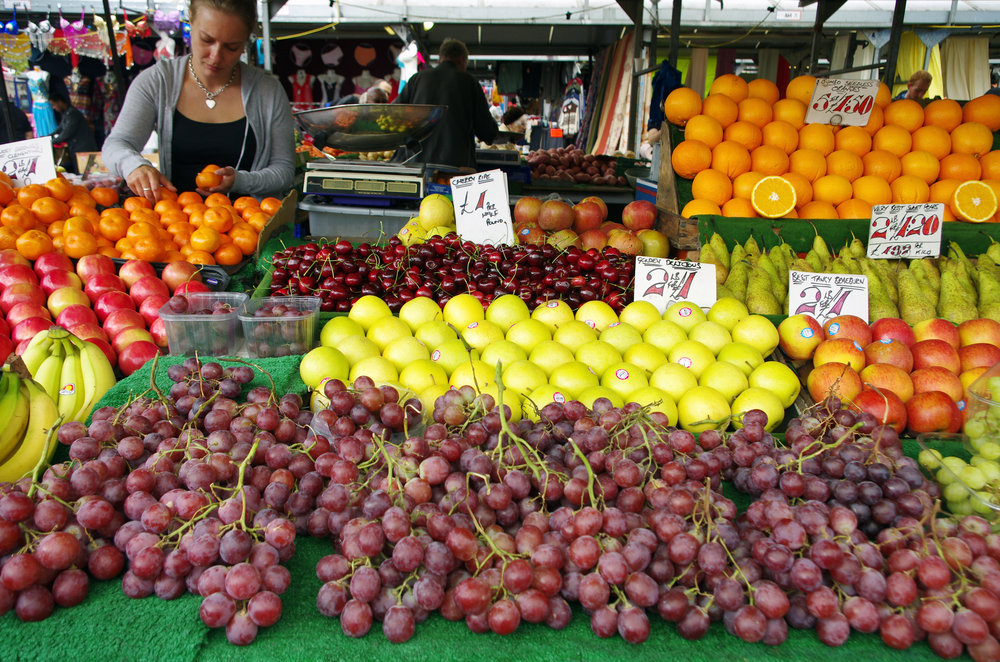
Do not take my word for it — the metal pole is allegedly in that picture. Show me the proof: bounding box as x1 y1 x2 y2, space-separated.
882 0 907 88
259 0 272 72
101 0 128 94
629 0 643 153
0 52 16 144
668 0 682 68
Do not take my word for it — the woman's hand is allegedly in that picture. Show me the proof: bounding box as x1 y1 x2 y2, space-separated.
126 164 176 203
197 166 236 197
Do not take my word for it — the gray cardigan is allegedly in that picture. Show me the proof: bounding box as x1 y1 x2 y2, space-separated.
102 56 295 197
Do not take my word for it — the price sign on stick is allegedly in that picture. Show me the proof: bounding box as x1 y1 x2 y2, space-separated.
0 137 56 186
788 270 869 324
804 78 880 127
866 203 944 259
450 169 515 246
634 256 716 313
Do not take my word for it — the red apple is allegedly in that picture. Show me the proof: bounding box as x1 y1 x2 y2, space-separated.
859 363 914 403
112 328 154 355
0 334 12 365
513 197 542 226
161 261 202 294
581 196 608 220
0 282 44 313
862 339 913 373
175 281 211 295
869 317 916 348
516 225 546 246
547 229 578 251
911 339 961 373
117 340 160 376
0 317 8 338
48 287 92 317
806 362 863 403
538 200 574 231
823 315 873 346
778 314 825 360
85 273 127 303
75 254 116 284
0 249 29 268
606 229 642 255
912 318 960 349
572 201 604 234
600 221 626 234
14 338 30 355
149 318 168 349
39 270 83 296
958 343 1000 373
94 290 137 322
33 252 73 279
636 229 670 258
958 319 1000 348
812 338 866 372
103 309 146 338
910 366 965 402
578 229 607 252
55 305 99 329
622 200 657 231
85 337 116 368
118 259 157 289
6 302 50 328
67 323 108 344
130 276 170 306
0 263 38 290
851 387 907 433
906 390 961 434
139 295 169 327
12 317 52 345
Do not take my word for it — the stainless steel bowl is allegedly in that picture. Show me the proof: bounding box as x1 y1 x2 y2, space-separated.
294 103 447 152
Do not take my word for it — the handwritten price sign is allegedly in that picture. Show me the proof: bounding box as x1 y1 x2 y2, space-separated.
450 169 515 246
634 256 716 313
804 78 880 127
0 137 56 186
866 203 943 259
788 270 869 324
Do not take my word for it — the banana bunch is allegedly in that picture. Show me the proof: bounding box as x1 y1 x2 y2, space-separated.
0 360 62 484
19 326 116 424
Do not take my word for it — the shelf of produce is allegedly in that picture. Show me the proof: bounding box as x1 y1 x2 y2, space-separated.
516 186 636 206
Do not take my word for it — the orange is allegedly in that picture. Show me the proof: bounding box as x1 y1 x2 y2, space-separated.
798 124 835 156
0 171 12 186
47 220 64 238
826 150 864 182
90 187 119 207
16 184 47 208
123 196 152 212
201 163 221 173
129 208 160 225
115 237 135 253
260 197 283 216
241 205 262 221
94 235 113 248
812 174 853 206
195 170 223 190
119 251 139 261
709 74 749 102
98 214 129 241
761 120 799 154
15 229 53 260
951 122 993 157
862 104 884 136
884 99 924 132
1 205 36 232
784 75 817 107
875 82 892 109
163 250 185 262
749 175 797 218
930 179 962 205
798 200 839 219
126 221 158 240
701 94 739 128
62 230 98 259
981 151 1000 181
173 231 192 248
233 196 258 214
872 125 912 157
910 125 952 160
153 199 181 215
732 171 765 199
0 226 17 250
750 145 790 176
721 198 757 217
684 114 724 148
177 191 203 207
852 175 893 206
723 121 763 150
939 153 982 182
681 199 722 218
862 150 903 183
900 151 940 185
890 175 931 204
101 206 130 221
50 235 64 251
691 169 733 206
833 126 872 157
736 97 773 129
64 216 96 235
664 87 703 127
179 243 195 257
922 99 963 132
782 172 813 208
671 140 712 179
186 250 217 265
951 180 998 223
772 99 806 130
157 228 173 244
44 177 74 202
789 149 828 183
711 141 752 178
98 246 121 259
190 226 223 253
0 182 13 206
246 212 269 232
204 193 232 209
214 243 243 266
160 209 188 226
747 79 780 105
963 94 1000 132
70 205 100 224
230 227 258 255
133 236 163 261
29 197 69 225
836 199 873 219
167 221 194 237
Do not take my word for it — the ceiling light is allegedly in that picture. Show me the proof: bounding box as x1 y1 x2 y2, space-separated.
384 26 395 35
423 21 434 30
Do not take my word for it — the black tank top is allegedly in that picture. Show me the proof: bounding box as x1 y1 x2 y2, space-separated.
171 110 257 193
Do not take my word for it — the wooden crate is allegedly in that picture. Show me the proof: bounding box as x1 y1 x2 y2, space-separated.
655 122 700 251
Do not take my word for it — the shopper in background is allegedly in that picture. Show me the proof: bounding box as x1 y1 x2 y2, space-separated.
336 79 391 105
0 101 32 144
894 70 932 100
49 92 97 171
500 106 528 134
987 71 1000 97
102 0 294 200
394 38 498 169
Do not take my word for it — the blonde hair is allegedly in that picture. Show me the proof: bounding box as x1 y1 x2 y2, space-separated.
909 70 932 85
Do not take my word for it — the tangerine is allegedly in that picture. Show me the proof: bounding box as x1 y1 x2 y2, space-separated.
229 227 258 255
0 182 13 206
98 215 129 241
16 184 47 208
186 250 217 265
64 216 96 235
90 187 119 207
0 227 17 250
1 205 36 232
15 229 53 260
195 171 223 190
44 177 74 202
123 196 153 212
29 197 69 225
133 236 163 261
214 243 243 266
204 192 232 208
176 191 203 206
190 227 223 253
62 230 98 259
260 197 282 216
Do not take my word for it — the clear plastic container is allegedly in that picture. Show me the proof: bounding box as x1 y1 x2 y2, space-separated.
964 361 1000 441
157 292 248 356
239 296 320 358
915 432 1000 520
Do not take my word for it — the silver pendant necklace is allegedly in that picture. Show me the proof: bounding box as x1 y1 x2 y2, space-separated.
188 56 236 109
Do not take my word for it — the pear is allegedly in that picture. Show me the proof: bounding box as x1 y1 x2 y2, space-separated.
848 236 867 259
746 266 781 315
700 244 729 286
812 234 833 270
709 232 731 271
873 259 900 291
731 243 748 266
767 248 789 291
920 258 941 291
897 269 936 326
911 266 939 308
790 258 814 273
805 249 824 272
861 260 897 314
987 240 1000 265
978 269 1000 310
980 302 1000 323
864 259 898 305
977 255 1000 282
938 270 978 324
716 284 737 300
724 260 749 301
743 235 761 260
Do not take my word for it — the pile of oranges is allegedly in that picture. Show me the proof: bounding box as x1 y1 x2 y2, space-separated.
666 74 1000 222
0 171 281 264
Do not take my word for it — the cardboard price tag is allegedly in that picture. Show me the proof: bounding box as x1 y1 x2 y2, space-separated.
788 270 869 324
866 203 943 259
0 137 56 186
450 169 515 246
804 78 880 127
633 256 716 313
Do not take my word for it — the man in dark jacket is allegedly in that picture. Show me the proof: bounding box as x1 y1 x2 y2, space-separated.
0 102 32 144
395 38 498 169
49 92 97 169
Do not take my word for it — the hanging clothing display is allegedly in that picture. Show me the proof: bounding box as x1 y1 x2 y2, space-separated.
26 67 57 136
1 34 31 72
558 77 583 138
97 72 121 139
288 70 315 111
496 62 521 95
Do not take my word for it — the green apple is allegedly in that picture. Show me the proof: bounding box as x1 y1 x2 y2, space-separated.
415 320 458 348
601 361 649 399
450 359 495 389
382 336 430 372
349 356 398 385
461 319 505 352
643 319 688 354
599 322 644 355
698 361 749 404
399 358 449 393
549 361 600 399
431 338 479 376
501 359 548 397
667 339 716 378
749 361 801 408
523 384 568 421
443 293 485 329
552 320 599 353
300 346 349 389
479 382 522 423
531 299 575 332
348 295 392 331
619 300 663 334
664 300 708 333
575 300 619 332
677 386 731 433
417 383 453 418
732 314 780 357
480 340 528 369
528 340 576 376
486 294 530 332
320 316 364 347
716 341 765 376
575 340 623 376
688 320 733 356
622 342 668 376
577 385 625 409
626 385 678 425
506 318 552 353
338 335 381 366
366 316 412 351
650 362 699 403
707 297 749 331
398 296 443 331
731 387 786 430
